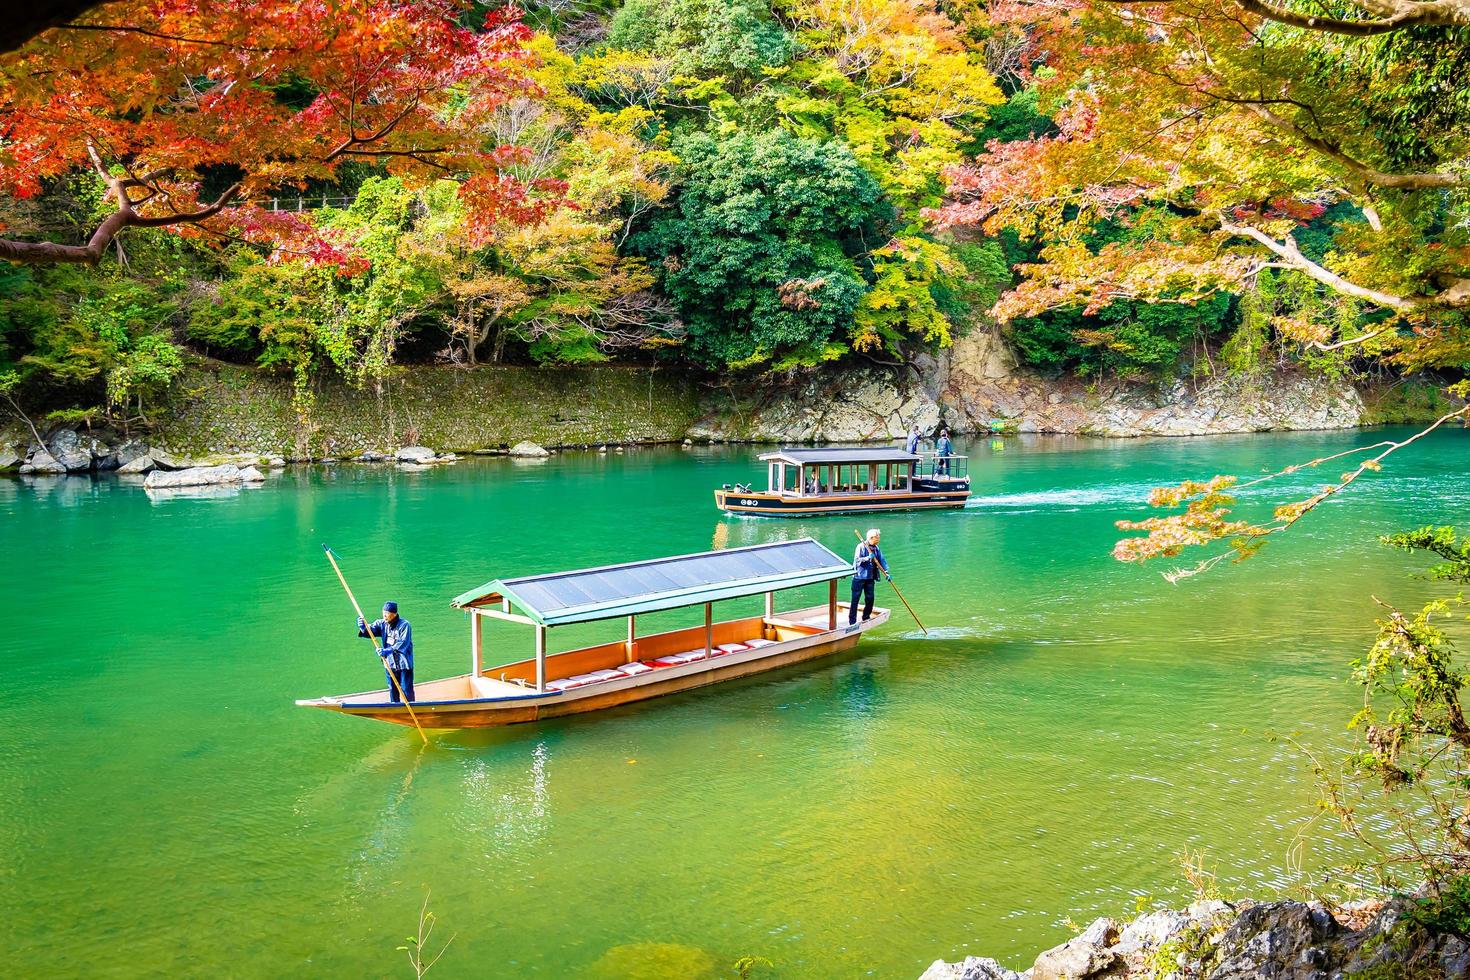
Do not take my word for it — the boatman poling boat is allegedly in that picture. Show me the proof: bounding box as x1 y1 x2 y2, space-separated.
296 538 890 729
714 447 970 517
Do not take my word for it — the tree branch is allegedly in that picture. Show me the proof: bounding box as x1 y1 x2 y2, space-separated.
1246 104 1463 191
1221 221 1470 311
0 180 240 265
1236 0 1470 36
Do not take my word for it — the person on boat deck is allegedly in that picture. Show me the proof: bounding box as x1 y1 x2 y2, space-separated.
357 601 415 703
849 528 889 625
806 472 821 494
936 428 954 475
905 425 922 483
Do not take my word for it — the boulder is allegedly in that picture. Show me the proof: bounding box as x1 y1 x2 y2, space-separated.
117 454 156 475
508 441 551 457
21 449 66 474
143 464 264 489
149 449 190 471
1030 917 1120 980
1210 902 1341 980
917 956 1023 980
102 439 149 471
395 446 439 464
0 448 20 472
47 429 94 473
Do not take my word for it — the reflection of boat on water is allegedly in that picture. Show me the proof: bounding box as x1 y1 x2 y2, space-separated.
713 447 970 516
297 539 886 730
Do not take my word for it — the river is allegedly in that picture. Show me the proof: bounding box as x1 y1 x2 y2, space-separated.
3 426 1467 978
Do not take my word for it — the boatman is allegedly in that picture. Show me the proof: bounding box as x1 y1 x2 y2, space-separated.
905 424 922 483
357 601 415 703
849 528 889 625
935 428 954 476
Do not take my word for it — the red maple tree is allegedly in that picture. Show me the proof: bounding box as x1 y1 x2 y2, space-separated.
0 0 549 266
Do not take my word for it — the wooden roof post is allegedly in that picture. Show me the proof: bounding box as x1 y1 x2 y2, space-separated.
626 615 636 664
705 602 713 658
535 625 547 693
829 579 838 630
471 610 483 677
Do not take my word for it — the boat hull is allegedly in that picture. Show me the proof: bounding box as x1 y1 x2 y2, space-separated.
714 485 968 516
299 606 889 730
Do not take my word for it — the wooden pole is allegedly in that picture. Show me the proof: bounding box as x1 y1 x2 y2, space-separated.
626 615 637 664
321 545 429 744
853 529 928 635
704 603 713 658
471 612 483 677
535 626 547 692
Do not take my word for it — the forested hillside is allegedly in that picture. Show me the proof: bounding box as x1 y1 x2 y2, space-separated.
1 0 1466 425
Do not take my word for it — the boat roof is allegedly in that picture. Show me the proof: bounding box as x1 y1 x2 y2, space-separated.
451 538 852 626
758 447 920 465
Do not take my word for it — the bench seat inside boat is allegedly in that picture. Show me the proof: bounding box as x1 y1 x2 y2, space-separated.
475 606 847 697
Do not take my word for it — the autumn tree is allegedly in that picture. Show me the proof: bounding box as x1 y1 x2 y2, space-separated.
0 0 545 267
930 0 1470 368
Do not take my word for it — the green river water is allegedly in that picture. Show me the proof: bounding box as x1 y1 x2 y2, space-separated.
3 427 1468 978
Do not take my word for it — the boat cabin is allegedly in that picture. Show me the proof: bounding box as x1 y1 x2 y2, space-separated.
714 447 969 516
296 538 888 729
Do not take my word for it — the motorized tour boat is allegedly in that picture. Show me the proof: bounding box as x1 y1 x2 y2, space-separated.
713 447 970 516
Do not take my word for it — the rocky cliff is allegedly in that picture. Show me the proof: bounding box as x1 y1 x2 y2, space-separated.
691 330 1374 442
921 895 1469 980
0 337 1456 473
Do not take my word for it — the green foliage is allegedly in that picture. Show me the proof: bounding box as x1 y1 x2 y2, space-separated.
1222 271 1275 375
970 86 1052 149
1009 293 1234 379
607 0 793 78
1381 526 1470 584
732 954 774 980
106 333 184 415
1401 874 1470 944
854 236 960 353
636 129 884 368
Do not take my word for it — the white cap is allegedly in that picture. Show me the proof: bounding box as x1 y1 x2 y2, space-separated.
866 528 881 539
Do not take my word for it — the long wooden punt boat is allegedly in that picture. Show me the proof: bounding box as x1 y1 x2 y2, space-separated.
296 539 888 729
714 447 970 516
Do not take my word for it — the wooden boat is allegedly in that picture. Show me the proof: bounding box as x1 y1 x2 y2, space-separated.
714 447 970 516
296 539 888 730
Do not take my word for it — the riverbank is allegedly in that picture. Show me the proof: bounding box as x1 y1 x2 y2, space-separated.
0 343 1458 471
919 891 1469 979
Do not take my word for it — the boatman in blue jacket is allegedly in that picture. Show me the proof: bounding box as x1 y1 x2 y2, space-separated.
357 601 414 703
849 528 889 625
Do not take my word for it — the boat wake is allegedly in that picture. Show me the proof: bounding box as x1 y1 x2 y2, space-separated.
966 483 1162 510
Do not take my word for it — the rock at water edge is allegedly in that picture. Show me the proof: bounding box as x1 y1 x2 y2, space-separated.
395 446 438 464
509 441 550 457
917 957 1023 980
117 454 155 475
48 429 94 473
143 464 260 489
21 449 65 474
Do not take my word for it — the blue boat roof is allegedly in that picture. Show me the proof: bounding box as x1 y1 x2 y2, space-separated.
451 539 852 626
